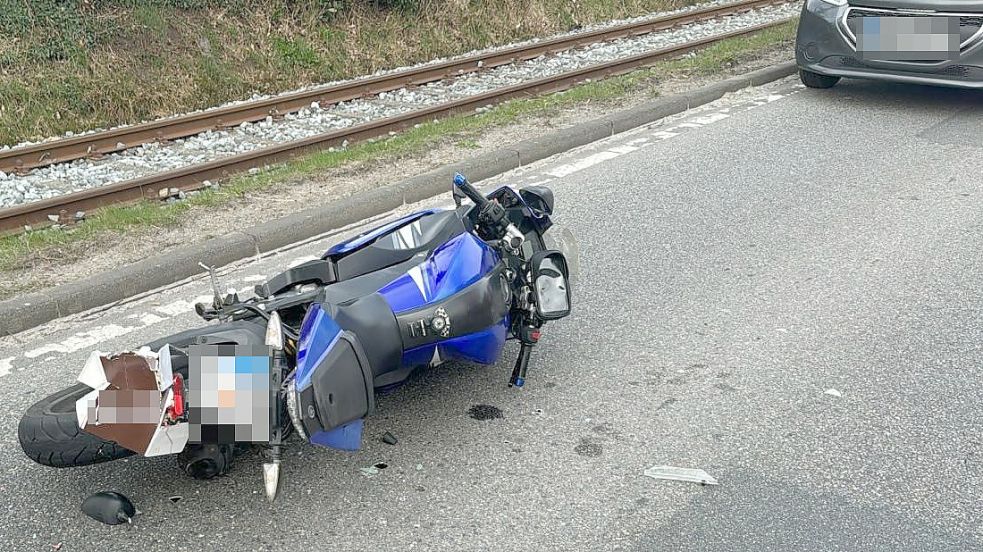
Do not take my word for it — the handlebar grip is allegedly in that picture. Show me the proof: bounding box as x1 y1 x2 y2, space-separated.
453 173 489 207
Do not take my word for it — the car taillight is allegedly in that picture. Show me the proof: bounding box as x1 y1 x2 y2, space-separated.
167 373 185 421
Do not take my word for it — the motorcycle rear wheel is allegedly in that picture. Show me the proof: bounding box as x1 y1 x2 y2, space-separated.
18 383 134 468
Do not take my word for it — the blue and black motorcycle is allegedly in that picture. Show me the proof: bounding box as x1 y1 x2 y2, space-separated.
18 174 577 502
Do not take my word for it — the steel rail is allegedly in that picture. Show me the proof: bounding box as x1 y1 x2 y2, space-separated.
0 18 793 233
0 0 788 174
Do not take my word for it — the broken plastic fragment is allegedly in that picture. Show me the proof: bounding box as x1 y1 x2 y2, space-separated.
81 491 136 525
381 431 398 445
359 466 380 478
824 388 842 398
643 465 719 486
77 350 110 390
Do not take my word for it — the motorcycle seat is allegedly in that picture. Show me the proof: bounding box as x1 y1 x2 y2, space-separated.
325 209 466 282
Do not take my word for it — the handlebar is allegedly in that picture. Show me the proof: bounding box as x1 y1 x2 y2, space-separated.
454 173 525 252
453 173 490 209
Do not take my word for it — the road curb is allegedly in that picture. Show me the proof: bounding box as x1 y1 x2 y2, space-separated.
0 60 796 336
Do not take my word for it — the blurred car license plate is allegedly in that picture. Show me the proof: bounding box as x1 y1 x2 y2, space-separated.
857 16 959 61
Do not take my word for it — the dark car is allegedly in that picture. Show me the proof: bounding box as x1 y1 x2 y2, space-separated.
795 0 983 88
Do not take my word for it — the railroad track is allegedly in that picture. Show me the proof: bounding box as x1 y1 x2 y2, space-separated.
0 0 796 233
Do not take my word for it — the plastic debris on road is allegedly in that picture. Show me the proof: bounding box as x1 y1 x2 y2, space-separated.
643 465 719 486
825 388 842 398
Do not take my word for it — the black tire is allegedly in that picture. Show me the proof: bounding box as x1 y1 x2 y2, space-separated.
799 69 840 89
18 383 134 468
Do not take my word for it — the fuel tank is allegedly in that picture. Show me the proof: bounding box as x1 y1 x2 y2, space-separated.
291 230 511 450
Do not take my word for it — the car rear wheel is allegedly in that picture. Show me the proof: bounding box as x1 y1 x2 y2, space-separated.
799 69 840 89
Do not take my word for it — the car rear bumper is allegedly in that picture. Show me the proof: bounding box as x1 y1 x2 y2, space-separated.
795 0 983 89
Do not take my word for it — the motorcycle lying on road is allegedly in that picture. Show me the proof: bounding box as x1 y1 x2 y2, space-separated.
18 174 577 501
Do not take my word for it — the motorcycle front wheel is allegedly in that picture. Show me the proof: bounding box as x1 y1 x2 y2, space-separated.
18 383 134 468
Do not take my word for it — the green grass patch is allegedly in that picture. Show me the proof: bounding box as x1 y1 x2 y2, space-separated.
0 20 796 278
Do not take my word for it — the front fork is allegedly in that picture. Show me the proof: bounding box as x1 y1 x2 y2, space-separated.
263 348 288 501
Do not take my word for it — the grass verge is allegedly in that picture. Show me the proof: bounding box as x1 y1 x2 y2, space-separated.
0 20 797 286
1 0 704 147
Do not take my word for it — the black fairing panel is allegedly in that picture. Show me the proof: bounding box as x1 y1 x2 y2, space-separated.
300 331 375 435
323 292 403 384
142 319 266 352
329 210 465 281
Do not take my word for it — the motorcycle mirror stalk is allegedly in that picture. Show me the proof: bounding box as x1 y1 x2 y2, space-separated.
198 262 225 310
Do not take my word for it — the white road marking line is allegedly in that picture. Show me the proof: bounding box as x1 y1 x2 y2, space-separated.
12 292 215 370
289 255 319 268
690 112 730 125
24 324 139 359
154 300 196 317
608 145 639 154
243 275 267 282
545 151 622 178
650 131 679 140
140 313 166 326
0 357 12 378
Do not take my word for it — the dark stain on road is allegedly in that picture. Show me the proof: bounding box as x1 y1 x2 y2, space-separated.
469 404 503 420
574 438 603 457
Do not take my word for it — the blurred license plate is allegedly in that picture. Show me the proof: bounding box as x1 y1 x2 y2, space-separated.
189 344 273 443
857 16 959 61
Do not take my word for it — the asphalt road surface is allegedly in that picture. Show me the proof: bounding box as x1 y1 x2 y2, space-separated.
1 76 981 551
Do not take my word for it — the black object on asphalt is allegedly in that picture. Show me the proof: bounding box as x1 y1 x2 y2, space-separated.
382 431 398 445
81 491 136 525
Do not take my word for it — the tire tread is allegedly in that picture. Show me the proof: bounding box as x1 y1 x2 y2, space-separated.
18 383 134 468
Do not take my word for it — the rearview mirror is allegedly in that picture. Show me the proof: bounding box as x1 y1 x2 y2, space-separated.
530 250 571 320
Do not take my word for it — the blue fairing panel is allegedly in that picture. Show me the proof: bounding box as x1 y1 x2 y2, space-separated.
294 304 374 451
323 209 440 258
295 303 342 390
401 317 509 367
377 232 499 314
310 419 364 451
